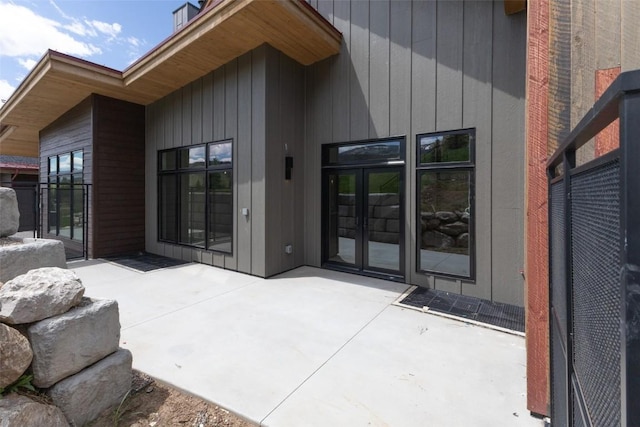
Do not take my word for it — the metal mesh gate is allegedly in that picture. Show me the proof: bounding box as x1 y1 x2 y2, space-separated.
548 71 640 427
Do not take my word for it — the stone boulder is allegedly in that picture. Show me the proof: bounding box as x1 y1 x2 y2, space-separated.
29 298 121 388
439 221 469 237
0 188 19 237
435 211 458 223
0 268 84 325
0 239 67 283
48 349 133 426
0 323 33 389
0 393 69 427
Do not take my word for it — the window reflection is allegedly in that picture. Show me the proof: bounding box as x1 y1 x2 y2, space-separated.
419 132 470 164
327 140 402 165
47 151 83 242
180 146 206 169
158 140 233 253
209 142 232 166
417 128 474 279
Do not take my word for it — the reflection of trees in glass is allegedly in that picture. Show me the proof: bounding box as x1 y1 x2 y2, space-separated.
420 133 470 163
337 141 400 162
420 171 469 213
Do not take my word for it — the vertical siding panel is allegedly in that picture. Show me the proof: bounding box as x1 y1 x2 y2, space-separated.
435 0 463 130
389 0 411 137
461 0 493 301
369 0 390 138
621 0 640 71
251 47 266 277
202 72 213 142
389 0 411 278
224 60 239 270
291 59 305 269
433 0 463 294
349 0 370 140
264 47 282 276
331 0 351 143
237 53 252 274
491 5 526 305
172 90 182 149
410 0 437 286
181 85 192 146
158 96 168 150
304 64 319 265
214 68 226 142
191 78 202 145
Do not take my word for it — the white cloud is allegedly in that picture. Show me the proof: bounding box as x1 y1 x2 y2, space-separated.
17 58 37 71
64 21 96 37
0 2 101 58
89 20 122 39
0 79 16 102
127 36 142 48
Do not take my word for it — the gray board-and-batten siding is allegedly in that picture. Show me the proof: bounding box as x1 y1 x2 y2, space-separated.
145 0 526 306
145 46 306 279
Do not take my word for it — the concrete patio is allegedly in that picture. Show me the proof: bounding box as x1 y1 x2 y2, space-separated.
70 260 543 427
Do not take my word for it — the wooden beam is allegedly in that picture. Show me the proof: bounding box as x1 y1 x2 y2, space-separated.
525 0 550 417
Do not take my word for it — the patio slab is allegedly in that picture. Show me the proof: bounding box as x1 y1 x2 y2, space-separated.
70 260 544 427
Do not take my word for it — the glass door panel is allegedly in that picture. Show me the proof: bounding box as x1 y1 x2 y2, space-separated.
365 169 402 273
326 171 359 267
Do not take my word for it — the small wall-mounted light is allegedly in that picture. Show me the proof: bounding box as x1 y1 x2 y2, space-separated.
285 156 293 180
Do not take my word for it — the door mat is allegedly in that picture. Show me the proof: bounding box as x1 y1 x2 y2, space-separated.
105 252 189 272
399 287 525 333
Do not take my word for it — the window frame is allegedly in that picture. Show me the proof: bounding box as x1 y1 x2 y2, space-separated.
322 136 406 167
157 139 233 254
47 150 84 242
416 128 476 281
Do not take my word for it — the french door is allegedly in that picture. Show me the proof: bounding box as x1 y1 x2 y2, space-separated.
322 166 404 280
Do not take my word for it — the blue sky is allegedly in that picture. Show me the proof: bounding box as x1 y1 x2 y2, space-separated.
0 0 194 103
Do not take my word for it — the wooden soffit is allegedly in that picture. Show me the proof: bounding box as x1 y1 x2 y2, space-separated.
0 0 341 157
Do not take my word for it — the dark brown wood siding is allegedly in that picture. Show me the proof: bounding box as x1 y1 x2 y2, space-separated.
92 95 145 257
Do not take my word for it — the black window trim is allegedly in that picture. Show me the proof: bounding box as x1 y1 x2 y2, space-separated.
416 128 476 281
47 150 84 242
157 139 234 254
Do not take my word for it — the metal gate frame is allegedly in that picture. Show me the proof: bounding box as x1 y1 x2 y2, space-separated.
548 70 640 426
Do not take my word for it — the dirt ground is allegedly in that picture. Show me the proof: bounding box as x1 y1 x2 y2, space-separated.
88 370 255 427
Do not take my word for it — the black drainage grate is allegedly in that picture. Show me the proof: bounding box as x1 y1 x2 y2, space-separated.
105 252 189 272
400 287 525 333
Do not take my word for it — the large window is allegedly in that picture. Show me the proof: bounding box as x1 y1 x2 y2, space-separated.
47 150 84 241
417 129 474 279
158 140 233 253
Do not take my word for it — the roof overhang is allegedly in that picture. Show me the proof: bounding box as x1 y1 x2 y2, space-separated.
0 0 341 157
